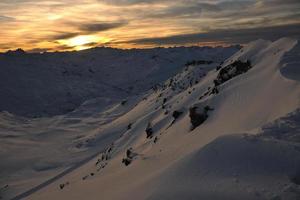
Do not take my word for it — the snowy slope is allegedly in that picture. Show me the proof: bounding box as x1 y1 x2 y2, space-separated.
1 38 300 200
0 96 141 200
0 46 238 117
19 37 300 200
0 46 238 199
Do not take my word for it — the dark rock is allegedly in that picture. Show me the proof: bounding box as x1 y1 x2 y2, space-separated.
95 158 101 166
122 158 131 166
211 87 219 94
204 91 209 96
214 60 252 86
189 105 213 130
185 60 213 66
163 98 167 104
126 148 134 159
121 100 127 105
59 184 65 189
172 110 183 119
146 123 154 138
204 105 214 111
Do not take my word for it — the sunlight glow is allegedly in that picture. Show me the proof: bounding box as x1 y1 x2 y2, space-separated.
68 35 95 46
47 14 62 21
56 35 111 51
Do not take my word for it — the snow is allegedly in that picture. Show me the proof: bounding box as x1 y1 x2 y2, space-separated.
1 38 300 200
0 46 237 117
146 134 300 200
0 46 237 199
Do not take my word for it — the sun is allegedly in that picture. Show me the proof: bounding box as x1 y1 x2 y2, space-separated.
57 35 111 51
68 35 94 47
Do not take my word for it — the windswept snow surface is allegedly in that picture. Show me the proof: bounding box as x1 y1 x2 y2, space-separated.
1 38 300 200
0 46 238 199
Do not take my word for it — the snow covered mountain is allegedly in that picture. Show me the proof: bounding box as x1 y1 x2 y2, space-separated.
1 38 300 200
0 45 239 199
0 46 238 117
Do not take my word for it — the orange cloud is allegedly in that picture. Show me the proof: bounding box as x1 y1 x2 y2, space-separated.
0 0 299 52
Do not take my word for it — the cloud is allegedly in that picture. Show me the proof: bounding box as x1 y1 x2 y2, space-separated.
0 15 15 22
1 0 300 51
79 22 127 32
99 0 167 5
0 43 13 50
49 21 127 40
55 44 77 51
142 4 204 18
50 32 81 40
136 1 254 19
262 0 300 6
127 23 300 45
27 47 52 53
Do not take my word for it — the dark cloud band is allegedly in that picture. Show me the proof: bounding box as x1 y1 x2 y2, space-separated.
50 21 127 40
127 23 300 45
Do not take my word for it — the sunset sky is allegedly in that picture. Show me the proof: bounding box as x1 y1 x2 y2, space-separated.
0 0 299 52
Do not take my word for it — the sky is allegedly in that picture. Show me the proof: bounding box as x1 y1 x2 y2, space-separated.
0 0 299 52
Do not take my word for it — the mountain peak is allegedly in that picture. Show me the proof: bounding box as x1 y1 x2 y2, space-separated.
5 48 26 55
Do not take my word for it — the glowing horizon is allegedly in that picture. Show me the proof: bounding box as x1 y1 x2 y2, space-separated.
0 0 299 52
